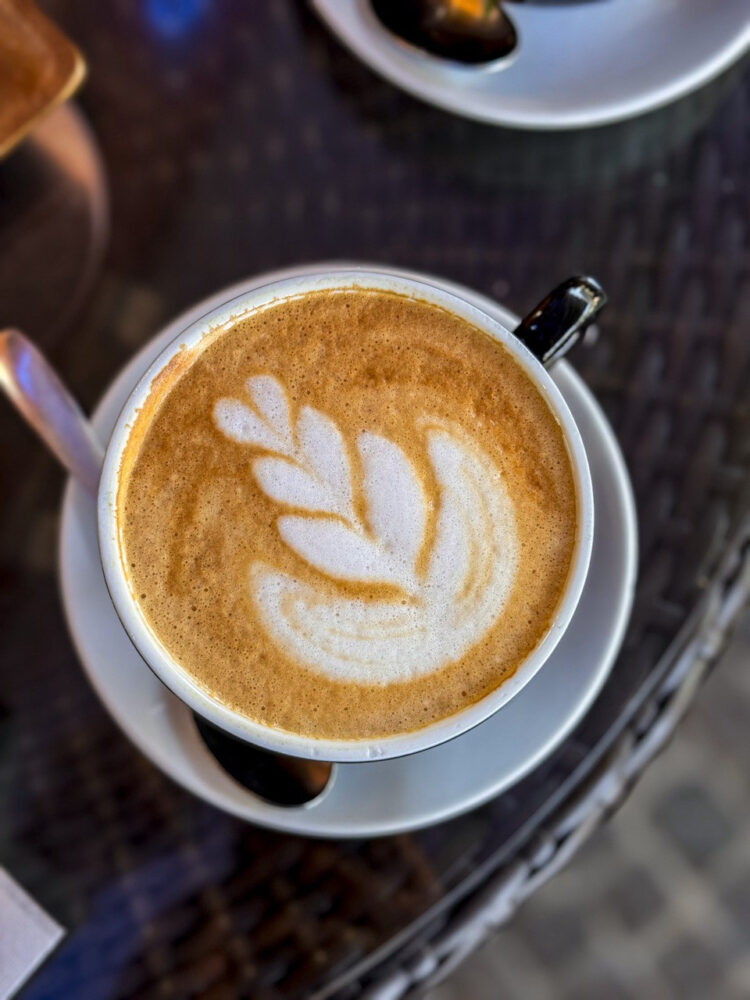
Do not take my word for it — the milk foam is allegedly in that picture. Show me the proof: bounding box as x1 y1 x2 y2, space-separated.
214 375 519 684
121 288 578 739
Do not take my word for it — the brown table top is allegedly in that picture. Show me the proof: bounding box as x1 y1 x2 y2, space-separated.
1 4 748 998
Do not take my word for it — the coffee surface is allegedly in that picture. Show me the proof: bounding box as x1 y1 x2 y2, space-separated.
119 288 578 740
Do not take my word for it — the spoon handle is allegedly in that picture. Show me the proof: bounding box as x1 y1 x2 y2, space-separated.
514 276 607 369
0 328 104 496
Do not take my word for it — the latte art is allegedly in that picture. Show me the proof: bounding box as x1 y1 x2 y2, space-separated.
119 288 577 739
214 376 519 684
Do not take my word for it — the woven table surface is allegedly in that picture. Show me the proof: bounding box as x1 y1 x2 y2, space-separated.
1 4 748 998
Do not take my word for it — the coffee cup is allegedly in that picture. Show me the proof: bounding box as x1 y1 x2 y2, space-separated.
0 267 603 766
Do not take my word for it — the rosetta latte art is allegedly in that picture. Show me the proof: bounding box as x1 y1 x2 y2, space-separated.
214 375 519 685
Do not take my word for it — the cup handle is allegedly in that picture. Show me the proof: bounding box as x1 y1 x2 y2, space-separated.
513 276 607 368
0 328 103 496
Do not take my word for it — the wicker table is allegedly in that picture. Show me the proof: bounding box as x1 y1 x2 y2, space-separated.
1 5 748 998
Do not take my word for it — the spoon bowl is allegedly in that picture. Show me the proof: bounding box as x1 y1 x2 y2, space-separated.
369 0 519 73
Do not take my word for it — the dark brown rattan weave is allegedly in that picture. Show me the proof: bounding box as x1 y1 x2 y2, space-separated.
0 5 748 998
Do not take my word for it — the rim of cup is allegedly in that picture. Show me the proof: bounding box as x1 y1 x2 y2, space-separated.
98 268 594 763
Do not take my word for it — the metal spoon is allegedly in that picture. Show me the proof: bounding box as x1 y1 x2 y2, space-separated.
194 717 333 806
0 328 103 495
370 0 519 70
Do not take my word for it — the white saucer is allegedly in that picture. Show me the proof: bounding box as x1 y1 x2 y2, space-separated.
312 0 750 130
59 265 637 837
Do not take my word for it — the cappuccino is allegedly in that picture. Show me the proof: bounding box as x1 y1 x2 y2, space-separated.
119 288 578 739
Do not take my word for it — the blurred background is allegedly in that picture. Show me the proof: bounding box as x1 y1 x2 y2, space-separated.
433 613 750 1000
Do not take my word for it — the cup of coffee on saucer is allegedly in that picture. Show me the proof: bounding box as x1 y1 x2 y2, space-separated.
0 267 606 812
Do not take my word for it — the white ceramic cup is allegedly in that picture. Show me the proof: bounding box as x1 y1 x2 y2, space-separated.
93 268 595 763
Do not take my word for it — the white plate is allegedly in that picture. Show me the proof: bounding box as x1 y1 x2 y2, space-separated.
312 0 750 130
59 264 637 837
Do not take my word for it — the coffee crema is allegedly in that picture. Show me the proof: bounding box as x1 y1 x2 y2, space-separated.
118 288 578 740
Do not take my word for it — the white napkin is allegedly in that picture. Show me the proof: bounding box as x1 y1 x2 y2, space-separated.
0 867 64 999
